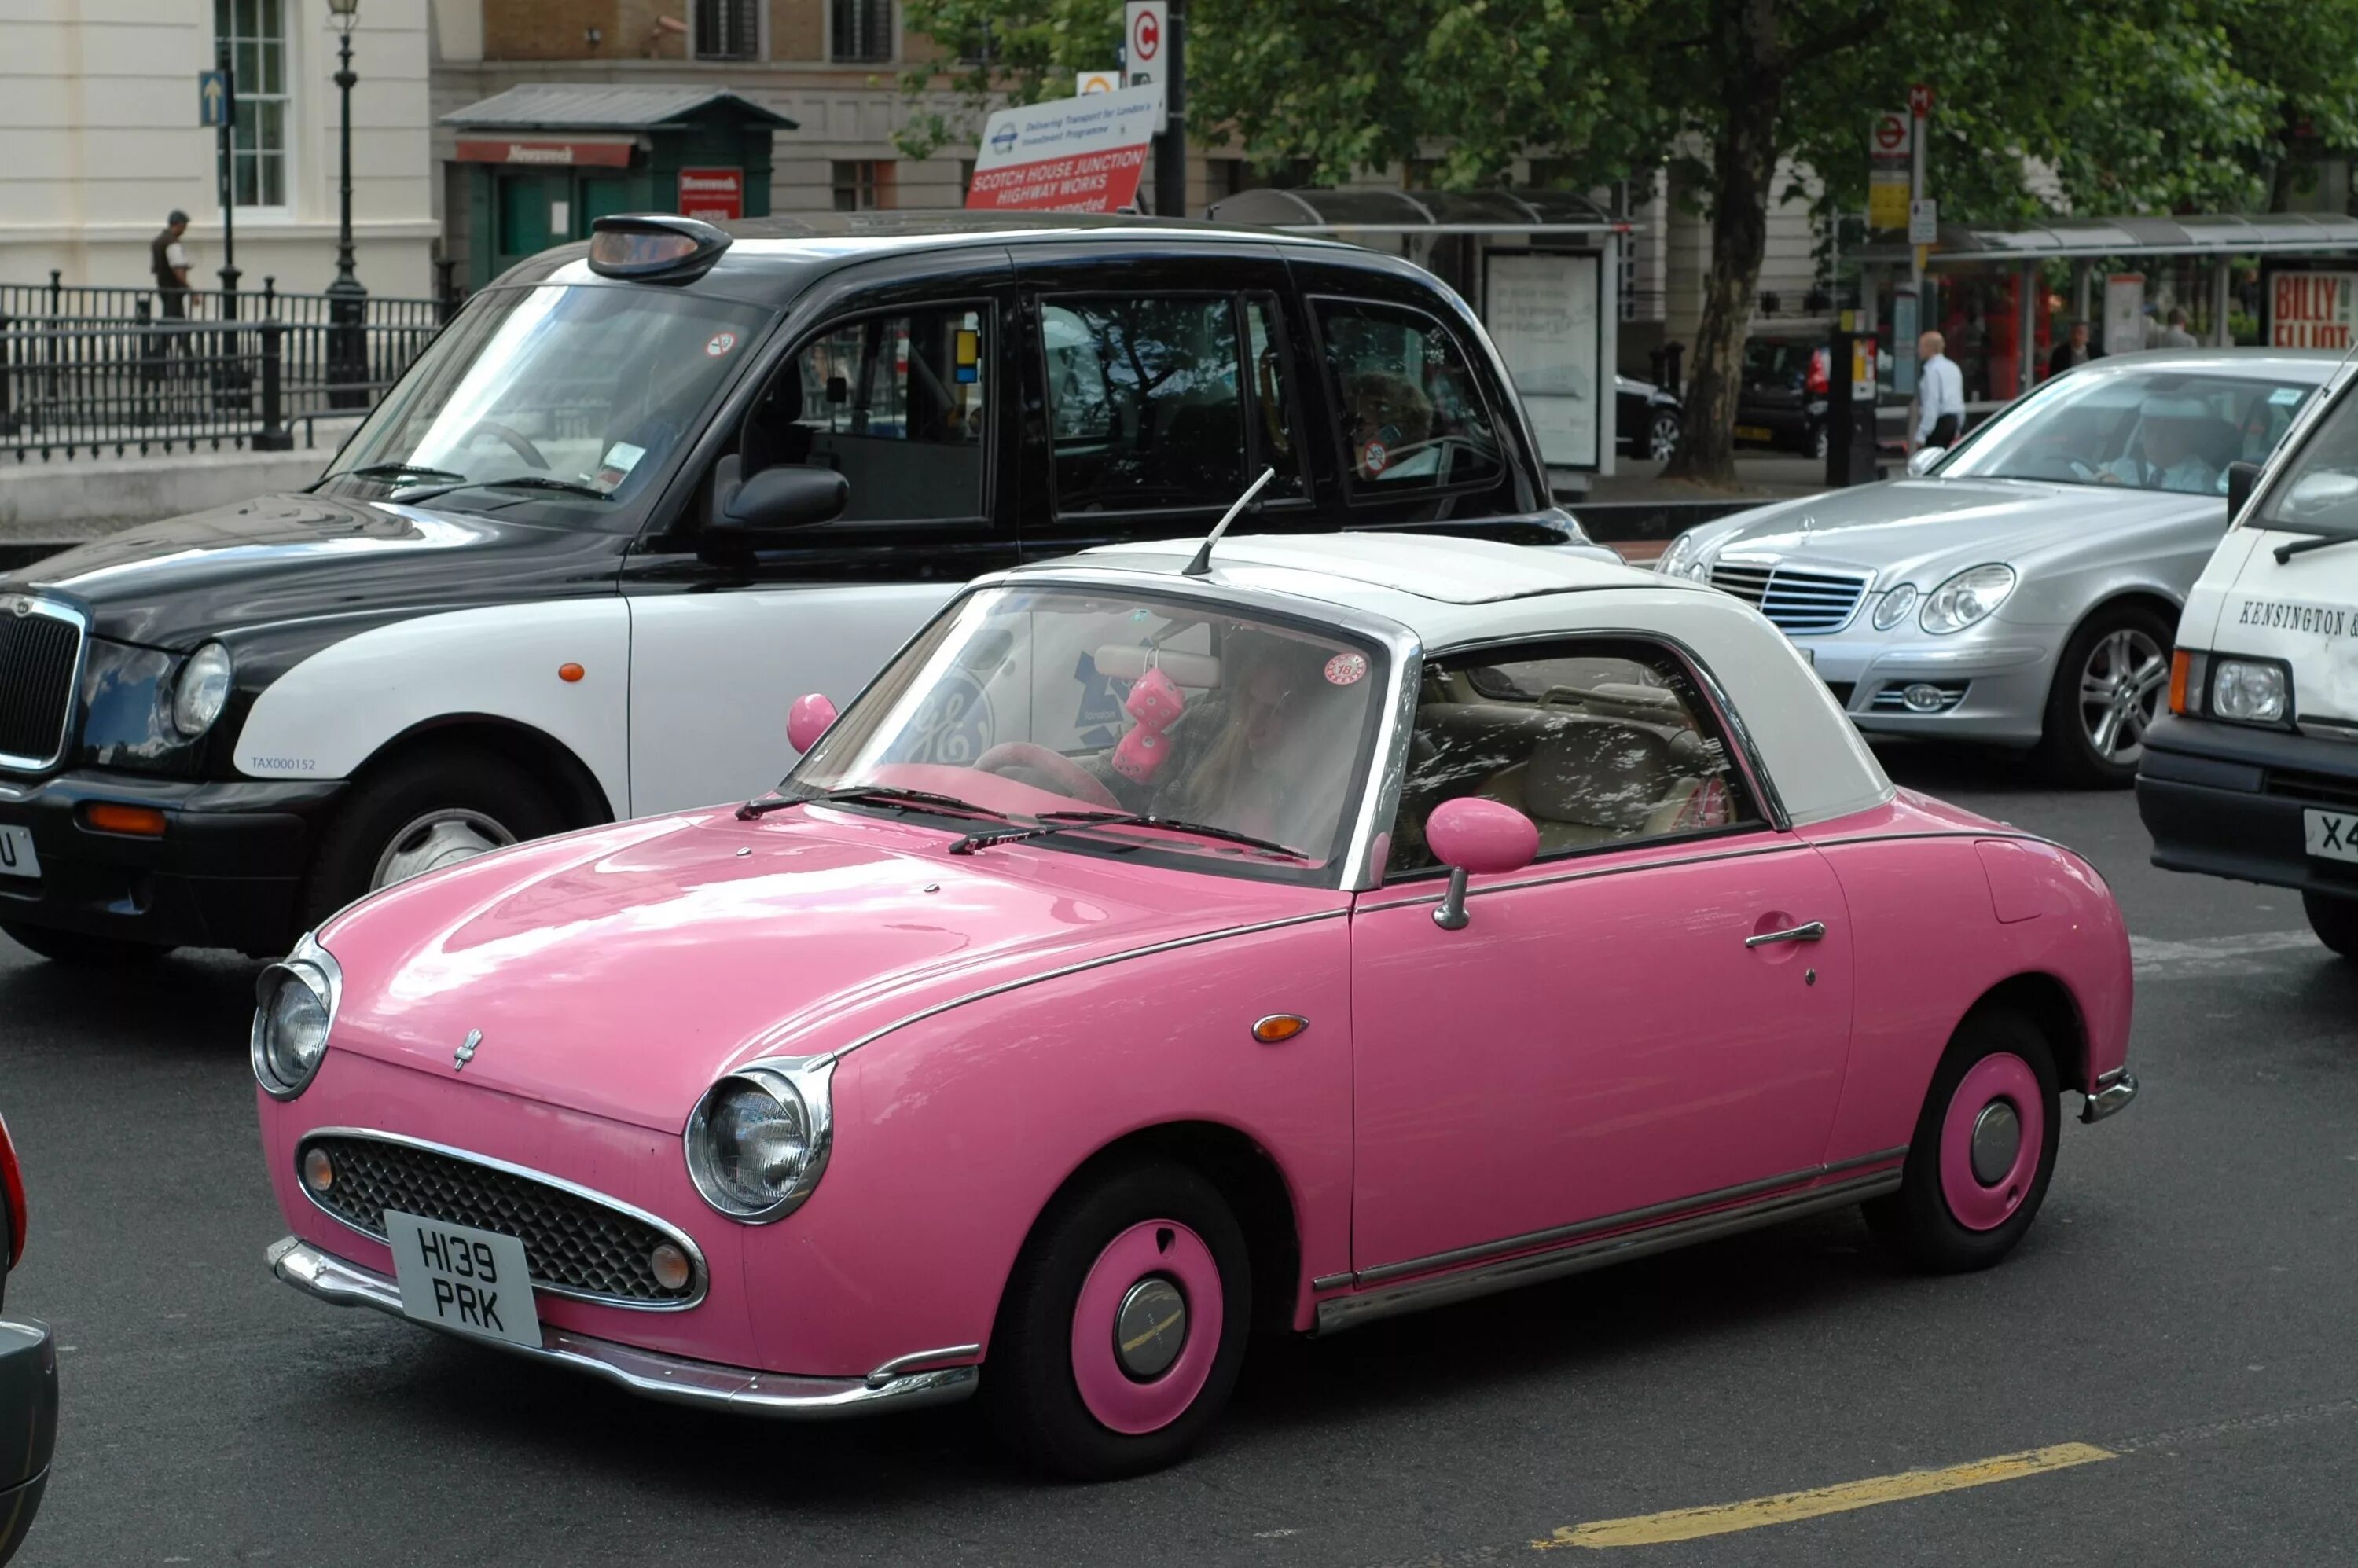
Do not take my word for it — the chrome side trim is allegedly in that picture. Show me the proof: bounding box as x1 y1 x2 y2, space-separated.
817 908 1351 1066
0 595 89 774
294 1126 711 1313
2081 1068 2138 1125
268 1237 977 1419
1316 1165 1904 1335
864 1343 982 1388
1309 1272 1353 1293
1355 837 1806 916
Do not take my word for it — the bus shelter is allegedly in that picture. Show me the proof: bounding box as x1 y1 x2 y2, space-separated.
1203 187 1631 481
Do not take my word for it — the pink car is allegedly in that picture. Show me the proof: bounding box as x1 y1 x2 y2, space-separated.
257 534 2136 1478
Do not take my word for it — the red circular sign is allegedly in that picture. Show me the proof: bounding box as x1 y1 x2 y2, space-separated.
1133 9 1160 60
1873 116 1905 152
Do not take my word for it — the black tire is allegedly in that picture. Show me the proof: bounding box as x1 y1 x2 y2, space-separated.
987 1159 1252 1480
2304 891 2358 959
303 748 565 931
0 920 173 966
1866 1007 2061 1273
2034 604 2175 789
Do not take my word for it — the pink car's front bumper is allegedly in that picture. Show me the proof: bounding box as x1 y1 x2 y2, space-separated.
265 1236 979 1419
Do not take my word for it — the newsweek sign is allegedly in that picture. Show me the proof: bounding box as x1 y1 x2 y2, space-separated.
2270 269 2358 350
965 85 1161 214
678 167 744 222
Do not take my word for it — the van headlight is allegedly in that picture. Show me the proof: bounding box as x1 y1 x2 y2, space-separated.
2211 656 2290 723
685 1059 834 1222
251 935 341 1100
171 642 233 738
1919 564 2017 634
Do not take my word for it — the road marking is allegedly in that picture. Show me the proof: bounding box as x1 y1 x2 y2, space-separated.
1530 1442 2115 1551
2130 928 2319 977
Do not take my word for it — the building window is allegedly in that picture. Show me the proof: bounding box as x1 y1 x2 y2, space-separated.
832 160 894 211
215 0 287 208
832 0 893 62
695 0 761 58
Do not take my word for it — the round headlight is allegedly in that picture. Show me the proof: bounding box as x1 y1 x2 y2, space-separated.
1871 583 1919 630
172 642 233 738
1655 530 1713 582
251 950 337 1099
1919 564 2017 634
685 1065 833 1222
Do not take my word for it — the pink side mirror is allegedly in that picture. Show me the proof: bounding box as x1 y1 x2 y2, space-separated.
1425 797 1538 930
787 692 838 755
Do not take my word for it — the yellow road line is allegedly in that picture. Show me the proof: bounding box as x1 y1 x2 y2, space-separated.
1531 1441 2117 1551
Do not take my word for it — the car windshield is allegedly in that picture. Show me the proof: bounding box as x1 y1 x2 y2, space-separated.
2250 373 2358 539
785 584 1391 883
318 283 773 519
1937 369 2318 496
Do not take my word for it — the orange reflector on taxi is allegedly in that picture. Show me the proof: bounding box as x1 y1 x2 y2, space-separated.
1252 1015 1309 1044
83 802 167 837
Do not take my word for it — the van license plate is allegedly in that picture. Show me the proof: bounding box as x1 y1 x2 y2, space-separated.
384 1210 541 1350
2304 809 2358 864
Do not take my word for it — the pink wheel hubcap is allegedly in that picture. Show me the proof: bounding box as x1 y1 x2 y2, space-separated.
1939 1053 2043 1231
1069 1219 1223 1435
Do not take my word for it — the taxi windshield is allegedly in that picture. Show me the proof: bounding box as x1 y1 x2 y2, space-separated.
1937 369 2317 497
318 283 772 520
2253 373 2358 539
784 585 1391 883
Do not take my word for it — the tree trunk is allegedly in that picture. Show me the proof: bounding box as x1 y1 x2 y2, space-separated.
1662 0 1784 486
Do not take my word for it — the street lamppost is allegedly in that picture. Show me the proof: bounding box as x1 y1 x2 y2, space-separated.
324 0 368 407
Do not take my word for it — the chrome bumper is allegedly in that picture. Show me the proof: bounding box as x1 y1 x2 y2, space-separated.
266 1236 979 1419
2081 1068 2138 1125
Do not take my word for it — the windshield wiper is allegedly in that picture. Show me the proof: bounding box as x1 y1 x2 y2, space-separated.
737 784 1011 822
2274 532 2358 564
321 461 468 491
947 810 1309 861
396 474 612 503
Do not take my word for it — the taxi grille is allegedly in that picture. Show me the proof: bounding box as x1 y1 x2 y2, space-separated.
299 1134 701 1307
0 605 81 769
1708 561 1871 635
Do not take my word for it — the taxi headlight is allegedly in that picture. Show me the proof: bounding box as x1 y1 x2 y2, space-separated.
2211 657 2290 723
1655 530 1714 582
1919 564 2017 634
250 936 341 1100
171 642 233 739
685 1062 834 1222
1871 583 1919 630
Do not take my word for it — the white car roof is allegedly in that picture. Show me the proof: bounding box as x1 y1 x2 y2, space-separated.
1035 534 1894 827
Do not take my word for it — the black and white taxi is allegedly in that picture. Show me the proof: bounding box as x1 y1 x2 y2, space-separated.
0 211 1596 962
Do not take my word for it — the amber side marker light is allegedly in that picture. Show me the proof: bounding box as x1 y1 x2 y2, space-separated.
83 802 167 837
2169 648 2195 715
559 662 586 683
1252 1015 1309 1045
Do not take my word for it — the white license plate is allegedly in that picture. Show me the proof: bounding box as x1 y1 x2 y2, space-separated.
384 1210 542 1350
2305 809 2358 864
0 825 37 880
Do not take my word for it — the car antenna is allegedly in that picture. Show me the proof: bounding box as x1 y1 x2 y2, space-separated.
1182 467 1277 578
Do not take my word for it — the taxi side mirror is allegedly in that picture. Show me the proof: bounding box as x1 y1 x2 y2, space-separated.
2227 460 2261 521
714 465 848 537
1906 446 1945 477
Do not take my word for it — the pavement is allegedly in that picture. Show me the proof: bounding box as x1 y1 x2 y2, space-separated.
3 744 2353 1565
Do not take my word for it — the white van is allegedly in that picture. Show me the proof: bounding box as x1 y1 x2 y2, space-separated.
2138 365 2358 957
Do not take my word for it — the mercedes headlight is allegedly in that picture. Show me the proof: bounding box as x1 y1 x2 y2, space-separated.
685 1061 834 1222
171 642 233 738
1871 583 1919 631
1655 530 1714 582
1919 565 2017 634
250 935 341 1100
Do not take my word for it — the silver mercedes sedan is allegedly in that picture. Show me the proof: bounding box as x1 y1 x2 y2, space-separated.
1655 350 2346 784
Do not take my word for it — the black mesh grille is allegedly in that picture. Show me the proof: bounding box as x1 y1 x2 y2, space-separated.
303 1135 696 1305
0 609 79 768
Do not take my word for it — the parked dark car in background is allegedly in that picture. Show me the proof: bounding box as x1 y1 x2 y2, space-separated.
1736 333 1835 459
0 1116 54 1566
1616 374 1682 461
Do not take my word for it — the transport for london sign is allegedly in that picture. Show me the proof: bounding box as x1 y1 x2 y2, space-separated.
965 85 1162 214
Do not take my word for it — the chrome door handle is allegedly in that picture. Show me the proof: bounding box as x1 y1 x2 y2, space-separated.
1745 920 1827 949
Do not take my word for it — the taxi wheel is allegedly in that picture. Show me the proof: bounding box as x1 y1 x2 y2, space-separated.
987 1159 1251 1480
2037 604 2173 788
2304 891 2358 959
0 920 173 967
304 749 563 930
1866 1007 2059 1273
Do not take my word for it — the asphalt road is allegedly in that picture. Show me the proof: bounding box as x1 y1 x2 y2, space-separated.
4 742 2353 1566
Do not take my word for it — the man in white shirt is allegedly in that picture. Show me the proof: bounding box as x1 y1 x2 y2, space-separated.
1914 330 1965 450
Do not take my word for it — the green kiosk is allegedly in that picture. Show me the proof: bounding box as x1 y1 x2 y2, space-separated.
444 85 795 292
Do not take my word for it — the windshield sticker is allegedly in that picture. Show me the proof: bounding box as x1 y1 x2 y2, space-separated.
2271 387 2309 406
593 442 647 493
1324 652 1369 686
705 331 737 358
2235 598 2353 637
1359 440 1389 476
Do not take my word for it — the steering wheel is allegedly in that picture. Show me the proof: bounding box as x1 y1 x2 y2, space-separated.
972 743 1122 810
459 419 550 472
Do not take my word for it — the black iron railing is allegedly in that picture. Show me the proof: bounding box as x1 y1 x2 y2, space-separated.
0 274 454 461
